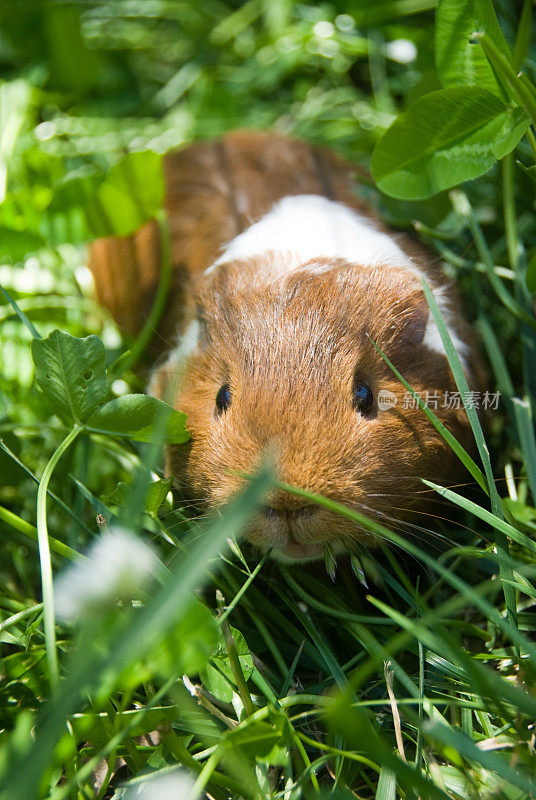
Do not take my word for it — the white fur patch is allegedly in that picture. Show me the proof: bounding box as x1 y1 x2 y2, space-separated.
207 194 469 365
148 318 201 400
175 317 202 361
422 285 470 363
210 194 409 271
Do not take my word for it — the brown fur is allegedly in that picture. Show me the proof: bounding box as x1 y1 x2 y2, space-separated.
89 130 482 561
163 257 475 557
89 130 372 346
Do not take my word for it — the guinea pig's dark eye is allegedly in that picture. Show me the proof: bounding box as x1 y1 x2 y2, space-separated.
215 383 231 414
352 380 373 415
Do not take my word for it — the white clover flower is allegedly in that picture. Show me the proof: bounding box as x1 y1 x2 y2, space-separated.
54 527 159 621
123 768 197 800
386 38 417 64
313 20 335 38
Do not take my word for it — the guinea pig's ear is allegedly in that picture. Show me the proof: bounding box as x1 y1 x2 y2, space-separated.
194 262 233 311
394 288 430 348
393 282 472 372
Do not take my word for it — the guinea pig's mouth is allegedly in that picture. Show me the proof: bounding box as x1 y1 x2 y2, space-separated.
273 537 325 562
254 504 330 563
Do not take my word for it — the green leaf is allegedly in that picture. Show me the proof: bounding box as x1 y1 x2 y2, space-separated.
371 87 515 199
43 3 103 93
102 477 173 515
145 477 173 515
84 151 164 238
0 228 44 259
201 662 233 702
47 170 102 216
201 627 253 703
101 481 130 508
490 105 530 160
502 498 536 529
435 0 512 95
40 206 90 248
148 597 218 677
85 394 189 444
222 712 288 766
39 170 103 246
31 330 106 423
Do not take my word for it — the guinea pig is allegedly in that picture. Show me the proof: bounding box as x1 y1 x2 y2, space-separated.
90 130 482 563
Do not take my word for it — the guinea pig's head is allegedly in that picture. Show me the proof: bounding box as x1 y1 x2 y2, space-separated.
152 255 475 562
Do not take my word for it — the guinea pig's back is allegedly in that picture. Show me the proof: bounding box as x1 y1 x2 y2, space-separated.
88 131 365 342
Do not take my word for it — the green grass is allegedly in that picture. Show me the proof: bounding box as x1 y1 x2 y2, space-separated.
1 1 536 798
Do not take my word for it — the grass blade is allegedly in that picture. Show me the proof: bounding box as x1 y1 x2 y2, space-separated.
512 397 536 504
275 481 536 664
0 284 41 338
2 464 273 800
375 766 396 800
425 721 536 796
420 277 517 630
367 338 487 493
422 479 536 554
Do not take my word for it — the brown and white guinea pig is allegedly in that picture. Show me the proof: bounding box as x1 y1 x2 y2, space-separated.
89 130 482 563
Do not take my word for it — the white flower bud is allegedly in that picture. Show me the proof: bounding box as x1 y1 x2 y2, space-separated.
54 527 158 621
124 768 197 800
386 39 417 64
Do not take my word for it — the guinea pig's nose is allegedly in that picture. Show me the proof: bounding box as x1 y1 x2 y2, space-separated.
261 504 318 520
